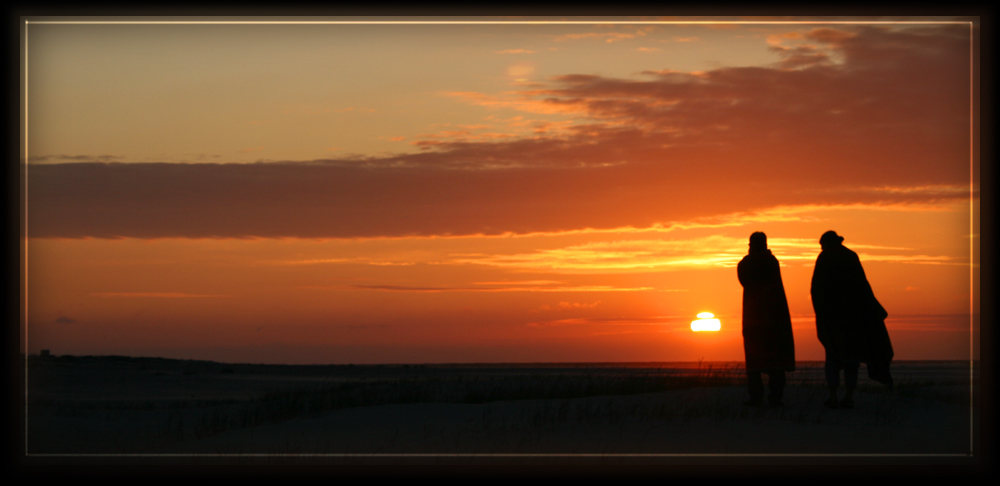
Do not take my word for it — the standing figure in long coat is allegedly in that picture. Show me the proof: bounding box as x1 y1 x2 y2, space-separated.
737 232 795 407
811 230 894 410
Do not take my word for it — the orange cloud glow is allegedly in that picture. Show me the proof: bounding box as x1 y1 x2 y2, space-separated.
24 22 976 364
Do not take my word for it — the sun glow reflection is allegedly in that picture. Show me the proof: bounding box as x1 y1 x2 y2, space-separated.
691 312 721 332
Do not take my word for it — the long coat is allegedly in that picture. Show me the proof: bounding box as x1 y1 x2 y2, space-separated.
810 244 894 387
737 249 795 372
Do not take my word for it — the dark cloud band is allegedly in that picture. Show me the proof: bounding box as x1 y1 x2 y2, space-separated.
25 25 971 239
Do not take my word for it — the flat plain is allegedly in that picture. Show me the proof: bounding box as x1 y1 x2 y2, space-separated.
21 355 979 464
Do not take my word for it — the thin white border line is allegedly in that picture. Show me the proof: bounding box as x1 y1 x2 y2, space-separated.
21 18 979 460
24 20 970 25
23 18 29 457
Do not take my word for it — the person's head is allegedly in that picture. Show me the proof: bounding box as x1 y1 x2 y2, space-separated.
819 230 844 250
749 231 767 251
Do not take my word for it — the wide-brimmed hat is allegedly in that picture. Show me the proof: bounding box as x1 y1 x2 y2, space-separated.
820 230 844 246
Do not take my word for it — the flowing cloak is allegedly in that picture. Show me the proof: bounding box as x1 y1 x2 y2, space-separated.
737 249 795 372
810 245 894 388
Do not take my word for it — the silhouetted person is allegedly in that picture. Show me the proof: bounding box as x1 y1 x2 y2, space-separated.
811 231 894 410
737 232 795 407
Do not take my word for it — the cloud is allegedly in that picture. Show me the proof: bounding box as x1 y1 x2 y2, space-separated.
475 280 564 286
495 49 535 54
29 154 123 163
552 32 642 43
92 292 230 298
280 258 353 265
410 128 523 148
542 301 602 310
27 25 971 239
852 254 959 265
308 284 658 293
413 115 577 141
55 316 76 324
27 163 971 240
528 316 684 327
277 257 416 266
449 233 956 273
448 236 764 272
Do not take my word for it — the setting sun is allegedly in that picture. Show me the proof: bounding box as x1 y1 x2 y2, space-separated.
691 312 721 332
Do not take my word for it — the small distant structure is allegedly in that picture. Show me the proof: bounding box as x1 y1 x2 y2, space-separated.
40 350 50 357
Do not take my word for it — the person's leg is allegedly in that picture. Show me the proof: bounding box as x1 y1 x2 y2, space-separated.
824 349 841 408
746 369 763 406
841 361 860 408
767 369 786 406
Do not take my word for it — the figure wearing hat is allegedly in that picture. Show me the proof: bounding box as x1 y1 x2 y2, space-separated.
737 232 795 407
811 231 894 409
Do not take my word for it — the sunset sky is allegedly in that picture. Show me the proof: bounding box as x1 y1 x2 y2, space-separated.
21 18 980 364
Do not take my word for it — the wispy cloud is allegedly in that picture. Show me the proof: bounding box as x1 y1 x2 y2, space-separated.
528 316 687 327
310 284 661 293
552 32 643 43
92 292 230 298
852 185 970 196
29 154 123 163
450 235 951 273
444 90 586 116
410 128 522 148
278 257 416 266
474 280 565 286
280 258 353 265
495 49 535 54
450 236 746 271
539 301 602 311
853 254 958 265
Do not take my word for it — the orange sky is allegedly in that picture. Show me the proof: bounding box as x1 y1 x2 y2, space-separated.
21 18 980 364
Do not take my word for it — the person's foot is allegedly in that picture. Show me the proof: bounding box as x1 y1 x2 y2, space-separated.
743 399 762 407
839 398 854 409
768 400 784 408
823 397 839 409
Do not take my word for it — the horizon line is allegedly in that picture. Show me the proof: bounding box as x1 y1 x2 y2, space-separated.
22 353 977 367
